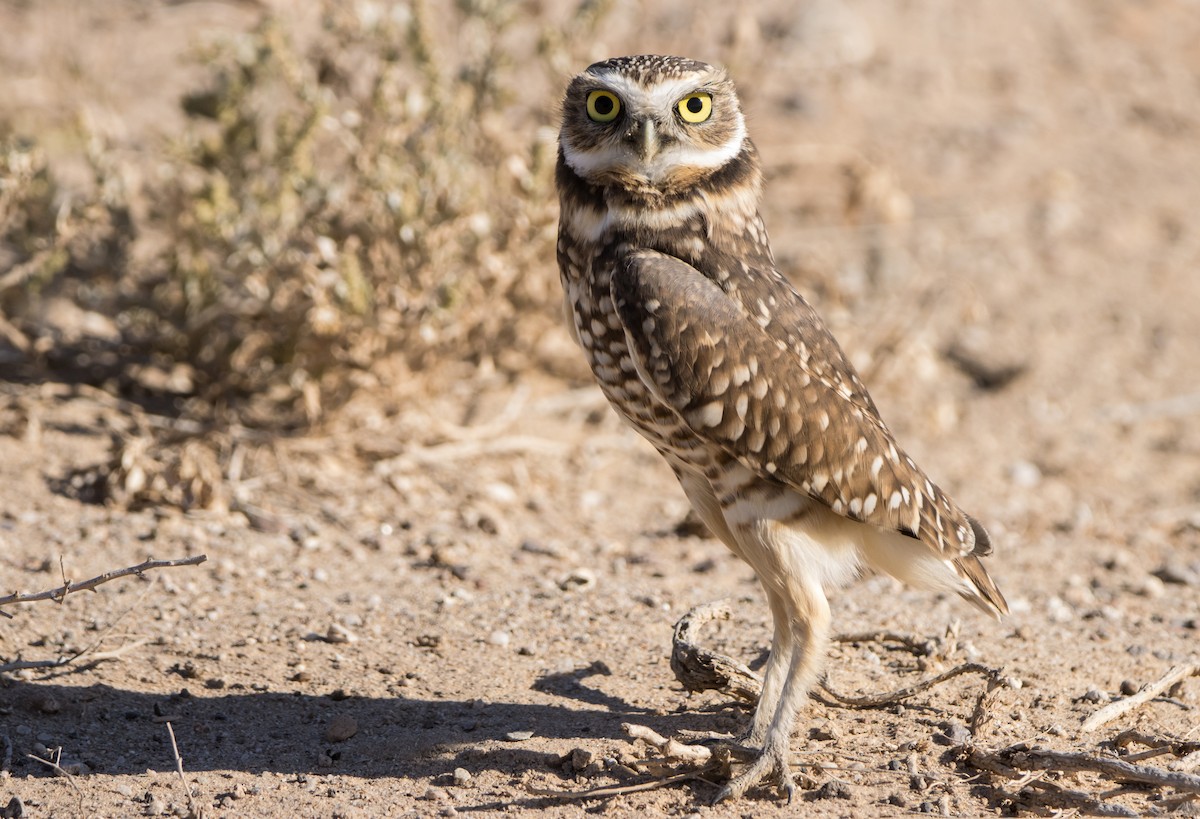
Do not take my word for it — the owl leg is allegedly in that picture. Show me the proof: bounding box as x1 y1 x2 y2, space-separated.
715 575 831 803
744 587 792 748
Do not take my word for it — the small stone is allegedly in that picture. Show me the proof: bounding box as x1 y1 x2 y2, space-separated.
815 779 852 799
325 624 358 644
487 630 510 647
943 721 971 746
1133 575 1166 598
558 568 596 591
1119 680 1139 696
4 796 27 818
325 714 358 743
1007 460 1042 488
1080 688 1107 704
483 482 518 504
810 720 842 741
503 730 533 742
569 748 595 772
145 797 168 816
36 696 61 715
1153 563 1199 586
423 787 449 801
452 767 472 786
205 678 226 690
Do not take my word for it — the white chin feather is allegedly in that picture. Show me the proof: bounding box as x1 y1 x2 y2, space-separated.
562 115 745 183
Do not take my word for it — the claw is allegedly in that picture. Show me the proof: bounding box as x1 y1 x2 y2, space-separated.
711 740 794 803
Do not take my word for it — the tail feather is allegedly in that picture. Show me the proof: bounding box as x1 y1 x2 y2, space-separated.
955 554 1008 618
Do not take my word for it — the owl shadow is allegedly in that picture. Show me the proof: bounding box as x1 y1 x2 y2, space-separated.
2 677 736 783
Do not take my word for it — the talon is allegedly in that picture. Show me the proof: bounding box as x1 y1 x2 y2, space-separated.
710 740 793 803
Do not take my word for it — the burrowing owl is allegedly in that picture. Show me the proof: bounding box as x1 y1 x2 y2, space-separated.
555 55 1007 802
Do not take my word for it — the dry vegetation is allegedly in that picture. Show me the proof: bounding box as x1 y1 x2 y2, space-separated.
3 0 581 435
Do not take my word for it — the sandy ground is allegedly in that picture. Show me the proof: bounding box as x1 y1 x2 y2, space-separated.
2 1 1199 816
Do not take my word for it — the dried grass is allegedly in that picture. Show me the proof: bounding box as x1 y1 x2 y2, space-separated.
1 0 606 507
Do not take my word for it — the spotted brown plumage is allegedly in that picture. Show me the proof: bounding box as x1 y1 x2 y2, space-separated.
556 54 1006 803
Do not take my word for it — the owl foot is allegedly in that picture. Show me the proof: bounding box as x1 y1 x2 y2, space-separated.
712 739 795 804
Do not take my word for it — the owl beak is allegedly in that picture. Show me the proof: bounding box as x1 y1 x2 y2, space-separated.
627 117 660 161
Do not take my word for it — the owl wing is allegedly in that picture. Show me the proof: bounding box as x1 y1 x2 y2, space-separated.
612 248 1004 607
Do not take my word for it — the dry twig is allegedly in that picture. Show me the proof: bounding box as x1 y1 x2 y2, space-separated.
1081 664 1198 733
670 600 762 703
623 723 714 764
962 746 1138 818
526 767 717 800
26 749 85 814
821 662 1010 709
167 722 202 818
0 555 207 614
0 637 151 675
1002 746 1200 794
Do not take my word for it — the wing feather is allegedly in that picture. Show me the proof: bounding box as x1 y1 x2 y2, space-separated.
612 248 1001 597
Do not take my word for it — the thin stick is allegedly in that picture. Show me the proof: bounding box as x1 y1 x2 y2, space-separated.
27 751 85 814
963 747 1138 818
821 662 1005 708
1081 664 1197 733
623 723 713 763
1001 746 1200 794
0 637 152 675
832 630 935 656
0 555 207 611
166 722 201 818
527 766 717 800
1 581 158 674
1 733 11 774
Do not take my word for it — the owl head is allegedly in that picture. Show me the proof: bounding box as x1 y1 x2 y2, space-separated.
558 55 748 195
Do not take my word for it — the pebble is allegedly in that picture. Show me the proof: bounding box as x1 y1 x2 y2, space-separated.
558 568 596 591
1153 563 1199 587
325 714 359 743
483 482 518 504
325 623 358 644
503 731 533 742
487 630 510 647
943 722 971 746
1008 460 1042 488
569 748 595 772
810 720 842 741
452 767 472 786
423 787 449 801
3 796 26 818
815 779 851 799
1131 574 1165 598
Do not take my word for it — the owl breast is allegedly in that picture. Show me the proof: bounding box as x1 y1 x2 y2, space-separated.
561 232 719 471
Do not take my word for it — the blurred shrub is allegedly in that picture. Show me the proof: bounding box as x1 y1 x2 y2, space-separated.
4 0 594 430
143 0 566 426
0 133 131 374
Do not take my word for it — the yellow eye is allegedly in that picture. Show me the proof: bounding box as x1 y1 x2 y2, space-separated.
677 92 712 123
586 90 621 123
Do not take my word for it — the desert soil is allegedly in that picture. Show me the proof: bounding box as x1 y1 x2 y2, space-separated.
2 1 1199 817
